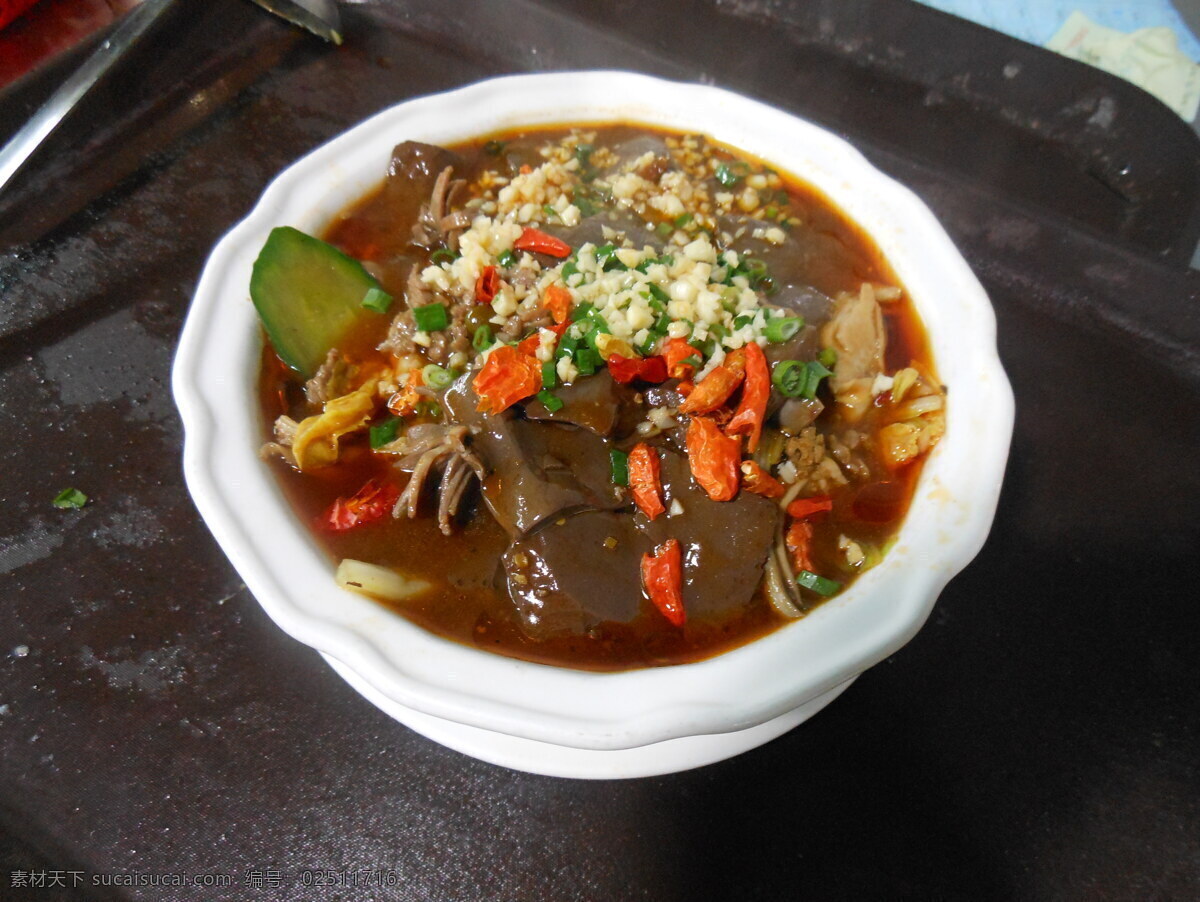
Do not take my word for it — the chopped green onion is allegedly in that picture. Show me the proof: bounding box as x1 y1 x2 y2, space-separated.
537 390 564 412
744 258 770 284
575 194 600 218
772 360 806 397
772 359 833 399
422 364 454 390
570 301 594 322
561 258 580 280
647 283 670 304
796 570 842 596
484 140 506 156
430 247 458 265
541 360 557 389
655 222 673 238
709 323 730 340
414 400 442 419
575 347 600 375
369 417 401 449
583 315 611 352
558 334 579 358
413 303 449 332
679 354 702 369
542 204 560 221
733 313 755 330
818 347 838 368
497 249 517 267
574 143 595 179
595 243 626 271
361 287 393 314
673 212 694 228
473 325 494 352
609 449 629 486
52 487 87 509
715 162 743 186
799 359 833 399
765 316 804 343
658 254 675 266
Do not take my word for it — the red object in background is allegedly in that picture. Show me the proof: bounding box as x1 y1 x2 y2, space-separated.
0 0 42 31
0 0 142 89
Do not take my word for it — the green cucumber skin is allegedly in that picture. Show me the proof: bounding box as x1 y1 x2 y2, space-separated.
250 226 382 378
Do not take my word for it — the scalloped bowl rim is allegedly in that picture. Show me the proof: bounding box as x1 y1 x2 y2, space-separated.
172 71 1013 752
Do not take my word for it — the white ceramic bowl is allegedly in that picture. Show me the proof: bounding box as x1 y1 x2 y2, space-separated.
173 71 1013 777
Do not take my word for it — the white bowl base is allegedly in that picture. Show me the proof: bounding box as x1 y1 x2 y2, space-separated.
322 653 855 779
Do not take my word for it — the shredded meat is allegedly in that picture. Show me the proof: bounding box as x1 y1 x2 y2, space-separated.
783 426 847 494
258 416 301 466
379 267 428 356
498 305 553 342
258 442 296 467
827 434 871 482
273 415 299 445
304 349 348 405
391 424 484 535
380 265 473 366
412 166 468 246
438 210 472 244
508 267 539 292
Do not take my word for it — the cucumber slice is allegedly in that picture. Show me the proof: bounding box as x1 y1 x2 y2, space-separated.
250 226 382 377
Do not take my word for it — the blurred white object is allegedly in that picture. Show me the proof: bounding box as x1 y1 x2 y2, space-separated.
1048 11 1200 119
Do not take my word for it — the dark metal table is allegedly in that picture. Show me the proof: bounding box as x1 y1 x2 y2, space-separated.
2 1 1198 898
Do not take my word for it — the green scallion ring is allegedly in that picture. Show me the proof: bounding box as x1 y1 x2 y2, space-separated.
421 364 454 390
765 315 804 343
473 325 494 352
771 359 807 398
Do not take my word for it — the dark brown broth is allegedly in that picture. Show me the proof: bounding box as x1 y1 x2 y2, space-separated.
260 124 935 671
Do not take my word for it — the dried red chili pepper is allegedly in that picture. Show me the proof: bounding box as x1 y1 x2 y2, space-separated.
517 320 570 356
663 338 701 380
542 283 573 323
678 348 747 415
641 538 685 627
475 265 500 303
785 519 814 573
607 354 668 385
629 443 666 520
473 345 541 413
685 416 741 501
740 460 785 498
786 495 834 520
322 479 399 531
725 341 769 452
513 227 571 258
